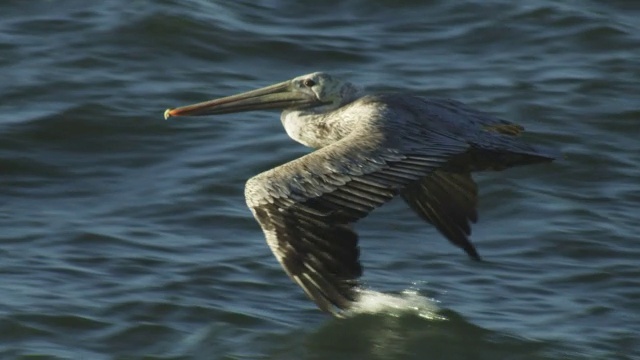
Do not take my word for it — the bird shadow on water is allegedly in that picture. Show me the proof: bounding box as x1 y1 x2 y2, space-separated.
296 290 567 360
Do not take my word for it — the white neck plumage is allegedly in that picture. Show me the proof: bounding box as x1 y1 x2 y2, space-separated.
280 83 363 149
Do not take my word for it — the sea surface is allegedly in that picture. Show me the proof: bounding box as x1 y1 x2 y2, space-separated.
1 1 639 359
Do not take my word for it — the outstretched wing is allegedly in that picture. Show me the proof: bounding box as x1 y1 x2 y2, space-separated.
244 131 469 315
401 171 480 260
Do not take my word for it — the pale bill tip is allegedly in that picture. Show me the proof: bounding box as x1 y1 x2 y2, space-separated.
163 108 173 120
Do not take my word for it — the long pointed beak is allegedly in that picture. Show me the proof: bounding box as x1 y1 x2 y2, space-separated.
164 80 319 119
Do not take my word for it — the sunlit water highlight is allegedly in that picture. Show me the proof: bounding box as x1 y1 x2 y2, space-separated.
349 288 447 321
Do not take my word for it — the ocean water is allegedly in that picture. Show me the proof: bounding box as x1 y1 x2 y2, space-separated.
1 1 639 359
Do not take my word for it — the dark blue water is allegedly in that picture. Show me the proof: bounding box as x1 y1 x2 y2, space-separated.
1 1 639 359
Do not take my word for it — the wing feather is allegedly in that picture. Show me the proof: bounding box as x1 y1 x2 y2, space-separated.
246 131 469 315
401 171 481 260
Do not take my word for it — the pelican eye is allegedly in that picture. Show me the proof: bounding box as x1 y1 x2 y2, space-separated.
303 79 315 87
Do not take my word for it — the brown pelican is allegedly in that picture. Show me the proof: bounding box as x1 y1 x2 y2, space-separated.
164 72 555 317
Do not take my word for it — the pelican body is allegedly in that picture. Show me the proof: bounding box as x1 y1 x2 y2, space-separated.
165 72 555 316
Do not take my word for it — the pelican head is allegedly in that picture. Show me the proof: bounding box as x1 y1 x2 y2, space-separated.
164 72 360 119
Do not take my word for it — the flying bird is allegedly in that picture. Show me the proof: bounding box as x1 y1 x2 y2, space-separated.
164 72 555 316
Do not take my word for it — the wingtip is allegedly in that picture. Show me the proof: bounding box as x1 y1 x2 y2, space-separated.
466 247 482 262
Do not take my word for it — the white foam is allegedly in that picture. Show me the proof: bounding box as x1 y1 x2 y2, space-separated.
347 286 447 321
